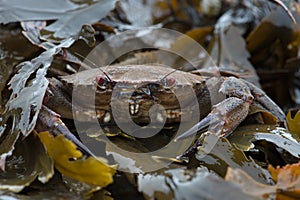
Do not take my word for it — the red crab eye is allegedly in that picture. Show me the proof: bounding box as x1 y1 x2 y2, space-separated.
57 49 67 59
164 76 176 87
96 74 106 85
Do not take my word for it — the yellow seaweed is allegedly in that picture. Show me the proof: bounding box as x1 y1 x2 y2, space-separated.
39 131 116 187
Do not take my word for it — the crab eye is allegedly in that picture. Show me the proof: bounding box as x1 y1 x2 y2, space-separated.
96 74 106 85
57 49 67 59
95 74 110 90
163 76 176 88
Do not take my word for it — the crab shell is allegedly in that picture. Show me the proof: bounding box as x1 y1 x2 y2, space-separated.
59 65 215 124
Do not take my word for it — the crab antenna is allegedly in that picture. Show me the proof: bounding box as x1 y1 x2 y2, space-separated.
160 69 177 81
270 0 296 24
74 52 112 82
159 65 186 83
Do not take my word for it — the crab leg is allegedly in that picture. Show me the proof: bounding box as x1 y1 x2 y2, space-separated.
36 105 95 157
247 82 286 124
270 0 296 24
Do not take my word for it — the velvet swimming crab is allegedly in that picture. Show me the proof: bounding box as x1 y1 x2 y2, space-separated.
37 64 286 156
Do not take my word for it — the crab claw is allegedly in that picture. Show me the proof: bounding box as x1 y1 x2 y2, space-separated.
174 114 213 141
36 105 95 157
175 97 250 141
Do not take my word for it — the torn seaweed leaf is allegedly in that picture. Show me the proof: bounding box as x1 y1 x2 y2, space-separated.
7 37 75 137
0 37 75 169
1 0 117 40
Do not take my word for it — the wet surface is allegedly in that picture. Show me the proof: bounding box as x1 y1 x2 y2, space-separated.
1 0 300 199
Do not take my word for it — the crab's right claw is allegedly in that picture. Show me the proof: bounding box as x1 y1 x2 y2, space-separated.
175 97 250 141
36 105 95 157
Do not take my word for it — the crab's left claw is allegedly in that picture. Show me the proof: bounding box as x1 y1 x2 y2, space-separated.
175 113 213 141
175 96 250 141
176 76 286 142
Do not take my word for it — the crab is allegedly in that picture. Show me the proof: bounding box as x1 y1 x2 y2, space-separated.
36 64 286 157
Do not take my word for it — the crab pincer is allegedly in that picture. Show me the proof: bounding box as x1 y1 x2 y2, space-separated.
175 77 286 141
36 105 95 157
